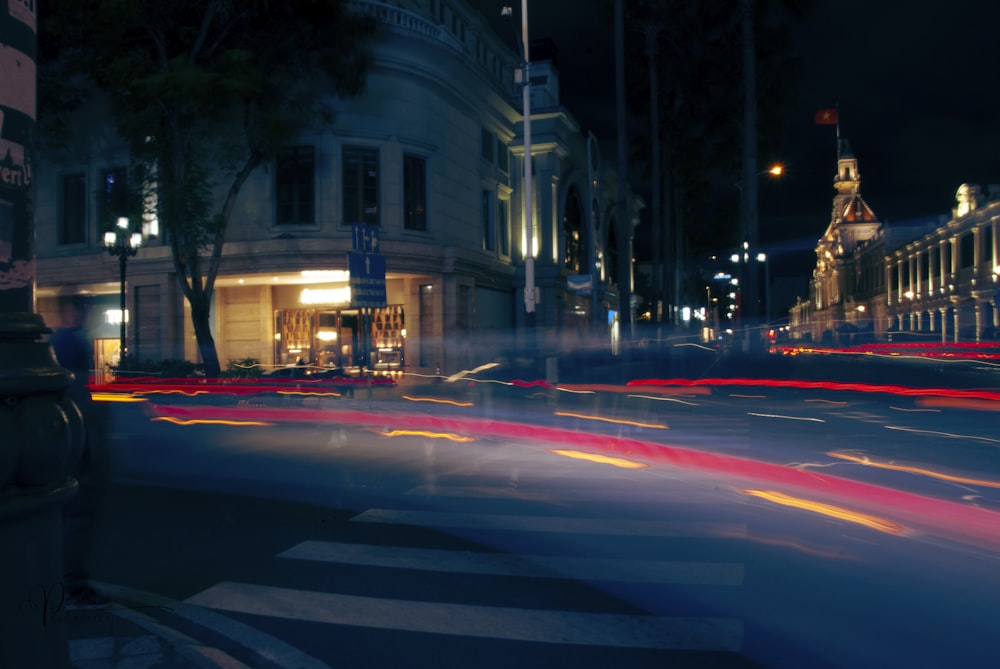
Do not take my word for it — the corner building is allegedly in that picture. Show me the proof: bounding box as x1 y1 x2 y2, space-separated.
34 0 640 379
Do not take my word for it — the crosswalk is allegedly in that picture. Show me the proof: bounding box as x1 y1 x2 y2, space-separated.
183 479 751 661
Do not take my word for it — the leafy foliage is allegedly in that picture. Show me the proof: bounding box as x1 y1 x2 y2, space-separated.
39 0 376 376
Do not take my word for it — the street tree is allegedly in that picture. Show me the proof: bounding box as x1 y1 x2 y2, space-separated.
39 0 376 376
622 0 812 317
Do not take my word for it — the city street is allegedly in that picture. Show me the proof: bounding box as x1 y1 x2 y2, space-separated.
66 368 1000 669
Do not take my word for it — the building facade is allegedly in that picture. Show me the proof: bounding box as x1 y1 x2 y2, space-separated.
790 142 1000 344
34 0 640 379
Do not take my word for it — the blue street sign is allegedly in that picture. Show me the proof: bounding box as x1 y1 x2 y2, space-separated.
351 222 380 254
348 251 387 308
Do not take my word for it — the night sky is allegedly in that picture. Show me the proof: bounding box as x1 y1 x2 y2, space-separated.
472 1 1000 291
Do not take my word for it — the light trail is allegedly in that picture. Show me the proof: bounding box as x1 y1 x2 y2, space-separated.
553 411 667 430
548 449 649 469
884 425 1000 444
402 395 474 407
748 412 826 423
828 451 1000 488
91 393 148 403
151 416 273 427
742 489 905 535
377 429 476 443
626 394 699 406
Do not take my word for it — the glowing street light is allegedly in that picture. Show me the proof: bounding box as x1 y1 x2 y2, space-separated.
104 217 143 361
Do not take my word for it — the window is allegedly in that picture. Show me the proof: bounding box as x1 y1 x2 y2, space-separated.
403 154 427 231
481 128 494 163
497 140 509 173
343 146 379 226
59 173 86 245
276 146 315 225
961 232 975 268
498 198 509 256
482 189 494 251
99 166 128 240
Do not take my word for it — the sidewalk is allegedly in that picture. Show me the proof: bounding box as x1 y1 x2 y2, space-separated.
66 581 332 669
65 591 233 669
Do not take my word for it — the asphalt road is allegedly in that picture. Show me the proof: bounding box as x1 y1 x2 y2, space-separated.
73 370 1000 669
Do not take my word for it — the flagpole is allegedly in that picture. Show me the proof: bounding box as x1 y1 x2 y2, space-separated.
835 102 841 156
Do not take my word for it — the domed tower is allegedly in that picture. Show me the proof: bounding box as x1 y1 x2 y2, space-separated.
812 140 882 316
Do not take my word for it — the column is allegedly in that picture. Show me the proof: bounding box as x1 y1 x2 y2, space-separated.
953 302 961 343
940 306 949 344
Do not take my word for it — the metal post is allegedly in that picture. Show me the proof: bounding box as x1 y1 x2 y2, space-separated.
119 253 127 359
0 4 84 666
521 0 534 326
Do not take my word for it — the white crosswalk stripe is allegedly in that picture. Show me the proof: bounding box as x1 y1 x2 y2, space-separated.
186 582 743 651
351 508 748 538
279 540 744 585
185 501 747 653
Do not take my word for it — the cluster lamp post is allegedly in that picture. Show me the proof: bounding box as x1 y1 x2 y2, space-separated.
104 217 143 361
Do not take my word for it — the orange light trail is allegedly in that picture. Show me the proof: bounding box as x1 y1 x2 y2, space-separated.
151 416 273 427
402 395 474 407
91 393 148 403
829 451 1000 488
743 489 905 535
377 429 476 442
131 389 210 397
553 411 667 429
549 449 649 469
277 391 342 398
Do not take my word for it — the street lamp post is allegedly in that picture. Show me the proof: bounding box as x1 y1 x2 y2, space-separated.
502 2 534 327
104 217 142 362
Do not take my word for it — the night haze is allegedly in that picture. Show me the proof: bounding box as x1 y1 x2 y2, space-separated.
10 3 1000 668
474 0 1000 310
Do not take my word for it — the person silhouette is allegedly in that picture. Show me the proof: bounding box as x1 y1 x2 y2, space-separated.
51 299 110 604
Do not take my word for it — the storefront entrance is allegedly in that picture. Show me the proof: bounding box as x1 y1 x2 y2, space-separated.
273 305 404 370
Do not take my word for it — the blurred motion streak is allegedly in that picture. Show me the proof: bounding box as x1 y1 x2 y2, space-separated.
884 425 1000 444
804 399 847 405
743 489 905 535
626 394 700 406
444 362 500 382
144 403 1000 551
278 391 343 398
555 411 667 430
554 411 667 430
131 389 210 397
548 449 649 469
377 429 476 443
748 412 826 423
151 416 274 427
91 392 148 403
915 397 1000 412
403 395 474 407
730 394 767 399
628 377 1000 401
828 451 1000 488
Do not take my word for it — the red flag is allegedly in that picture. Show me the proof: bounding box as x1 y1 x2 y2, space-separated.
814 108 838 125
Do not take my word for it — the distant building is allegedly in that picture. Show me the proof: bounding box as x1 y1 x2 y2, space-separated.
34 0 641 379
790 141 1000 344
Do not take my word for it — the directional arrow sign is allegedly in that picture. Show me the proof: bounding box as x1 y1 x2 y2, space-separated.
348 251 386 308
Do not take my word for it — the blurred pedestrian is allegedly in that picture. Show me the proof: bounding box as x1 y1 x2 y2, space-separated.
51 298 110 604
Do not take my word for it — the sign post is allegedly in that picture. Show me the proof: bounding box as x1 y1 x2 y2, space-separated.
349 223 386 375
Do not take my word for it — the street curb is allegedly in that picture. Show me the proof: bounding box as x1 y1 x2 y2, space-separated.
92 581 332 669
